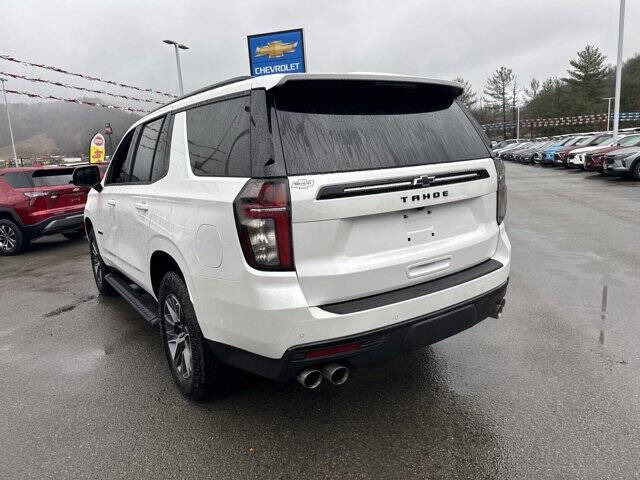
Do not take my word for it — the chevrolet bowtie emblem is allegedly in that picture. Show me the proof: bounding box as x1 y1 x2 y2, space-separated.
255 40 298 59
412 175 436 187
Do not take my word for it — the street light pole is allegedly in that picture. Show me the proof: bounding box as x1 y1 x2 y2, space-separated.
602 97 614 131
0 78 18 167
516 106 520 140
612 0 625 144
163 39 189 96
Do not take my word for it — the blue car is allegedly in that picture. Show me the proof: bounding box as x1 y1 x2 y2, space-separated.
540 136 581 165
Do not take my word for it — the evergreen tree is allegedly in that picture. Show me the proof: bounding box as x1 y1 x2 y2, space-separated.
563 45 609 114
484 66 515 139
620 53 640 111
453 77 477 109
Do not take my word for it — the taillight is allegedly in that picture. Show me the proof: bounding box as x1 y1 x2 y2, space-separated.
23 191 49 207
233 178 294 271
493 157 507 224
23 191 49 199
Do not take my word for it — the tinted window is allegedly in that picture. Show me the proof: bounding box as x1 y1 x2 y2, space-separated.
131 117 163 183
186 96 250 177
3 172 32 188
107 129 136 184
31 168 74 186
272 81 490 175
151 115 172 182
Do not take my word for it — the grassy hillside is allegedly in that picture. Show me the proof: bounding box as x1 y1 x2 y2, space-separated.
0 98 141 159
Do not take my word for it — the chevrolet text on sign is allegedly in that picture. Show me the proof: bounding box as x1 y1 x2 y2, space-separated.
247 28 306 77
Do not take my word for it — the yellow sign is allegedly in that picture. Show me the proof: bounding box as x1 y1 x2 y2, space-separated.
90 133 105 164
255 40 298 59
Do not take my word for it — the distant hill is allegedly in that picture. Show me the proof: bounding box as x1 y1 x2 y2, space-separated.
0 98 141 159
0 133 56 158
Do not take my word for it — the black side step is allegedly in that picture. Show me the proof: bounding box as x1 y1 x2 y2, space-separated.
105 272 160 327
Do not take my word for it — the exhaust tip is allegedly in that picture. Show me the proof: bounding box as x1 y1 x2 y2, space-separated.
296 368 322 389
322 363 350 385
491 299 506 319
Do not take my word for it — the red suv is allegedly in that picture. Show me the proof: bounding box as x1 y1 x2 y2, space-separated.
0 165 103 255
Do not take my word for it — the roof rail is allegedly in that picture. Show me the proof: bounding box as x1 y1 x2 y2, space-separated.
149 75 253 114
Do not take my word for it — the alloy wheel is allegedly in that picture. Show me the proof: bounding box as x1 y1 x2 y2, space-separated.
0 224 17 252
163 293 193 379
90 240 103 286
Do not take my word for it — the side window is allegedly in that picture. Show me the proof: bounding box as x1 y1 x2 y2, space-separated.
151 115 172 182
106 129 136 185
130 117 164 183
186 96 250 177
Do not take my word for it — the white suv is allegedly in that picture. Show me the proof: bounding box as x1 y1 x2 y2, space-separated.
73 73 510 399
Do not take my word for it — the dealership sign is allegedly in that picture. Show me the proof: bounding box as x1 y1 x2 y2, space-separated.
90 132 106 164
247 28 305 77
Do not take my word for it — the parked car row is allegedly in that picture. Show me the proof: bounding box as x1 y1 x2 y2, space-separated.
493 129 640 179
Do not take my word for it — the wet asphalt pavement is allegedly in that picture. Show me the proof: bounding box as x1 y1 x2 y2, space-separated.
1 163 639 479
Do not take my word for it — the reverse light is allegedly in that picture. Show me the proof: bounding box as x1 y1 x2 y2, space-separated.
234 178 294 271
493 157 507 224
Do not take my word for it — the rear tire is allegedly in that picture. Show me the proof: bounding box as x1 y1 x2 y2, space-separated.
88 229 115 296
0 219 23 256
159 272 221 400
63 230 85 241
631 161 640 180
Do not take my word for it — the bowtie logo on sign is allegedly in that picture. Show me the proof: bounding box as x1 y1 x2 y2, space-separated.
248 29 306 77
255 40 298 59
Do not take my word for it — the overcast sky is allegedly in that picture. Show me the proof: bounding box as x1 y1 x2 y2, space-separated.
0 0 637 110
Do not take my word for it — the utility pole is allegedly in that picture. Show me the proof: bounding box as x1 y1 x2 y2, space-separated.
602 97 614 131
0 78 18 167
163 40 189 96
516 106 520 140
612 0 625 144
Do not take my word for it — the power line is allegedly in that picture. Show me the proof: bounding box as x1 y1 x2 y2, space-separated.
0 54 176 98
0 71 165 105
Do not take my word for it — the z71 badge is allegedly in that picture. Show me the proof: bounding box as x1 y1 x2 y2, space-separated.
291 179 315 189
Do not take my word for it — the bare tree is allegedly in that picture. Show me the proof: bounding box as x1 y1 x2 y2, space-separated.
484 66 515 139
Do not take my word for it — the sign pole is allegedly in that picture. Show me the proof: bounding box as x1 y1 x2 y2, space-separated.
612 0 625 144
0 78 18 167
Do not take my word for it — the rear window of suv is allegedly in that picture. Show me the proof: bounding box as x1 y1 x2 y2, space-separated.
2 172 32 188
31 168 74 186
271 80 490 175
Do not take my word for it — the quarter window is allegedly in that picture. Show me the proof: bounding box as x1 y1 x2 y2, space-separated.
186 96 251 177
151 115 172 182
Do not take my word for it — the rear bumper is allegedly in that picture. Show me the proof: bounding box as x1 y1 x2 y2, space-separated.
195 223 510 361
21 212 84 239
208 280 508 381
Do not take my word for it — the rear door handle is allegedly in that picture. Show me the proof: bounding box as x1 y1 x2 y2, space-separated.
107 199 116 206
134 202 149 211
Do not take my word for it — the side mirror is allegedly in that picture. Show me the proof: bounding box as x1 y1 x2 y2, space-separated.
73 165 103 192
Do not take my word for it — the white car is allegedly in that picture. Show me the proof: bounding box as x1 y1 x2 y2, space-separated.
72 73 511 399
567 134 613 168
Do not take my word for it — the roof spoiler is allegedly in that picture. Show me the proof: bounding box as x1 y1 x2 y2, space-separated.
270 73 464 98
